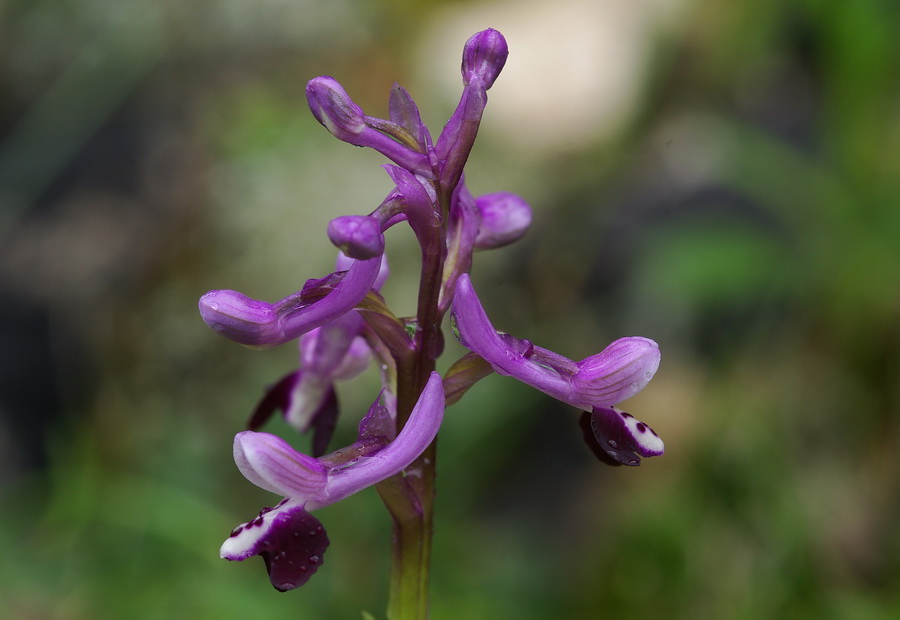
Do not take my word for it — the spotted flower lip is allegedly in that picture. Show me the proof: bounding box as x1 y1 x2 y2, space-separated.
198 255 382 348
221 371 445 590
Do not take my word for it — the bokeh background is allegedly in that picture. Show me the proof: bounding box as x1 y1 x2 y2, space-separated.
1 0 898 618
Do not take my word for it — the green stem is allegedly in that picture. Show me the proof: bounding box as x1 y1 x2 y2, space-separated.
381 440 436 620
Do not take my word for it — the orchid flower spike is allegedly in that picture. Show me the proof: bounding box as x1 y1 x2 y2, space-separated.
452 273 663 465
221 371 445 591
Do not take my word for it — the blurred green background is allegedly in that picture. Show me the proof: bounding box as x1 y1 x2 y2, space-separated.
1 0 898 618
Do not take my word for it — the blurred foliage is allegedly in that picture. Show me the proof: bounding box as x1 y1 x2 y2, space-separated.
1 0 898 618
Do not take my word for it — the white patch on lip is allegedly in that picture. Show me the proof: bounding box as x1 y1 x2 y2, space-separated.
220 499 290 561
617 409 664 456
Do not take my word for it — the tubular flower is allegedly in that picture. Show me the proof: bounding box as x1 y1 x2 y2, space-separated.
198 255 382 348
221 372 445 591
451 273 663 465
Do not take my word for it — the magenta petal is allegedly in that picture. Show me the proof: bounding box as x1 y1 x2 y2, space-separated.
199 256 381 348
198 290 280 346
233 431 328 499
573 337 661 407
312 371 444 508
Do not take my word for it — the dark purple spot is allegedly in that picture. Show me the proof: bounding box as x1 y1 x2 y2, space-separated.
636 422 647 433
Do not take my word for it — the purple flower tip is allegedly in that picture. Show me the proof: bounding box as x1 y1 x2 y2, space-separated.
474 192 532 249
327 215 385 259
306 76 366 140
198 289 281 347
462 28 509 89
573 337 661 407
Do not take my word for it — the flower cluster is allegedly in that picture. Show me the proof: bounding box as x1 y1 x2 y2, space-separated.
199 28 663 594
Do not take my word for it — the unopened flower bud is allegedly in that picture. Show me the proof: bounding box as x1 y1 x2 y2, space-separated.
306 76 366 141
474 192 532 249
327 215 385 259
461 28 508 89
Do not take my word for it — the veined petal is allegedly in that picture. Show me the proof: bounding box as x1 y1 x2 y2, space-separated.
221 500 329 591
197 289 280 346
233 431 328 500
310 371 444 509
572 337 660 408
198 256 381 348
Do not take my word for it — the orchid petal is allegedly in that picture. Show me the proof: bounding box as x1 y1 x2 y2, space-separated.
199 256 381 348
311 371 444 509
452 274 573 400
233 431 328 499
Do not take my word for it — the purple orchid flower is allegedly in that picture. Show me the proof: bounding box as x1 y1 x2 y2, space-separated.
306 76 433 177
221 371 445 591
452 273 663 466
198 254 382 348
